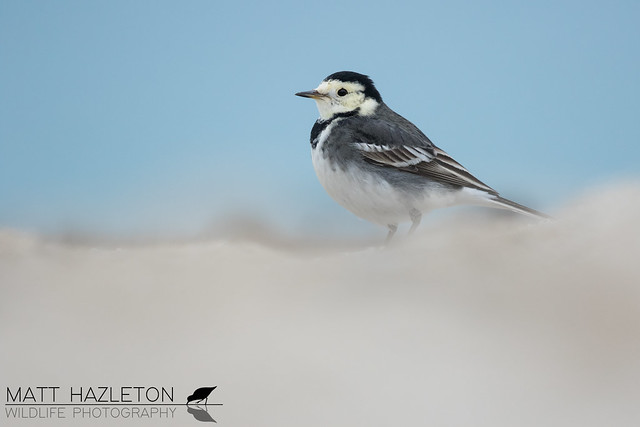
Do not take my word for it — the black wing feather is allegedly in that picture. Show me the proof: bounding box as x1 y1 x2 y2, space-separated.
353 118 497 194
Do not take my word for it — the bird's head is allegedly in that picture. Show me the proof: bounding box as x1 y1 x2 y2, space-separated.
296 71 382 121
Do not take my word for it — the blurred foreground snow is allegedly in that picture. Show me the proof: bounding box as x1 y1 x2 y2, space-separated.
1 182 639 426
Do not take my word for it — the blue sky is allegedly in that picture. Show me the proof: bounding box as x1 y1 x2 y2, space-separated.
1 0 639 238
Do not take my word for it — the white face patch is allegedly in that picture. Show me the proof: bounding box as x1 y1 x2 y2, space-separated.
358 98 379 116
312 80 378 120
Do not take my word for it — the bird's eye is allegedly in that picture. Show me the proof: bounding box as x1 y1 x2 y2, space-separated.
337 88 348 97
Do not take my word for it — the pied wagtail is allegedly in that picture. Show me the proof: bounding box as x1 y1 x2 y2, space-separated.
296 71 548 241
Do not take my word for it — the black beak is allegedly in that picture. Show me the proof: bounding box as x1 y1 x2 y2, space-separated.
295 90 326 99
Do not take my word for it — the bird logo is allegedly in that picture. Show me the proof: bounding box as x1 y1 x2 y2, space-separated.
186 386 217 406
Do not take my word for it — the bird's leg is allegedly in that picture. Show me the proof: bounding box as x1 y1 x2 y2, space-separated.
385 224 398 243
408 209 422 235
205 397 208 405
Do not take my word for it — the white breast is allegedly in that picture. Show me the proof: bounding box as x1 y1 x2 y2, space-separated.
311 122 411 226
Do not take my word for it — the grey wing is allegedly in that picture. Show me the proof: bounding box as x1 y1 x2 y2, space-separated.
353 119 497 194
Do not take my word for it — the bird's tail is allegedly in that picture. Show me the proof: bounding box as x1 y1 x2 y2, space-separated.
486 195 551 219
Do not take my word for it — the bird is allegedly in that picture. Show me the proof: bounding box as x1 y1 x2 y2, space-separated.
186 386 217 405
296 71 548 241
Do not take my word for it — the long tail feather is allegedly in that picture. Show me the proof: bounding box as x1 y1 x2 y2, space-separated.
488 195 551 219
